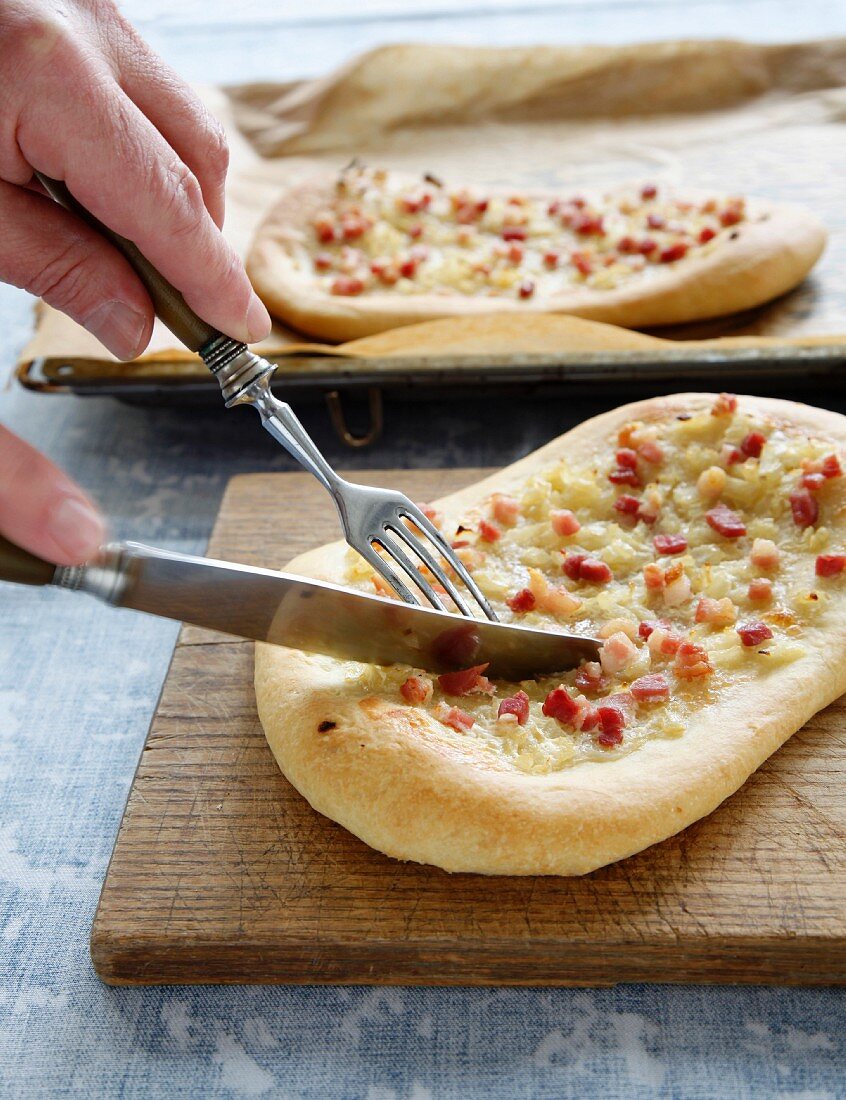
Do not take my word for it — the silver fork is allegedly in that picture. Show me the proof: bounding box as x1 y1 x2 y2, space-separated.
37 175 496 622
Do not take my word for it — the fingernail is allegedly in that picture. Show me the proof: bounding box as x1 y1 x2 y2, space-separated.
47 496 105 563
245 292 271 343
85 300 148 360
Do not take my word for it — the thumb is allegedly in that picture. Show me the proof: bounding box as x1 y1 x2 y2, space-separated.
0 179 154 360
0 425 105 566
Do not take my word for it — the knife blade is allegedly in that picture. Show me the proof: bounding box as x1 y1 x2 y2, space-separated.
47 540 600 680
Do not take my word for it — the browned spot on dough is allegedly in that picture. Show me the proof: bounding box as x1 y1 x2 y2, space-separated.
317 720 337 732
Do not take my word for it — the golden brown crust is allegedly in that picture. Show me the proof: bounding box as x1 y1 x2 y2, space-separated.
256 394 846 875
247 171 826 342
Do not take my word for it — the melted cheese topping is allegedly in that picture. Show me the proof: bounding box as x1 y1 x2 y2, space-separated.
343 399 846 775
297 165 747 300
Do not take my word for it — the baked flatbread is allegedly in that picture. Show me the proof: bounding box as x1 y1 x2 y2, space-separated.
256 394 846 875
247 165 826 341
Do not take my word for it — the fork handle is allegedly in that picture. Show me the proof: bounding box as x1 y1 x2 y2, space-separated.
35 173 220 353
0 535 56 587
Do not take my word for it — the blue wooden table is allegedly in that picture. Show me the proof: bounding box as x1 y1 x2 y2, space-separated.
1 3 845 1096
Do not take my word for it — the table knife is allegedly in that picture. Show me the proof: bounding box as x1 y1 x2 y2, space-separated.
0 536 600 679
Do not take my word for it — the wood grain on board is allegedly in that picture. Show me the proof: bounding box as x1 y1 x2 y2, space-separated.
91 471 846 985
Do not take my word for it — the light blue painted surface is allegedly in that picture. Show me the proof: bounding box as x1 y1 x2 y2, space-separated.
1 3 845 1096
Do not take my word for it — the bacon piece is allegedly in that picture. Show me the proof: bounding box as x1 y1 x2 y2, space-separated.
641 184 658 200
790 488 819 529
822 454 843 479
608 466 641 487
314 252 334 271
706 504 747 538
518 280 535 299
579 558 613 584
616 448 639 469
596 693 635 746
599 631 639 675
653 533 688 555
561 553 586 581
501 226 527 241
491 493 520 526
313 212 337 243
614 494 642 518
802 472 826 492
573 212 604 236
711 392 738 417
400 675 433 705
507 587 536 613
648 626 683 658
816 553 846 577
643 562 665 591
331 275 365 296
370 257 400 285
498 691 530 726
438 663 493 697
695 596 737 626
630 674 670 703
439 705 474 732
575 661 607 695
528 569 582 617
647 212 665 230
542 686 580 725
639 238 657 255
719 199 745 226
551 509 580 536
750 538 779 571
737 620 774 647
721 443 744 467
663 573 691 608
637 489 662 526
432 623 481 667
638 439 664 465
698 225 717 244
570 251 592 276
478 518 502 543
674 641 712 679
740 431 766 458
639 618 670 640
748 577 773 603
659 242 688 263
544 250 560 268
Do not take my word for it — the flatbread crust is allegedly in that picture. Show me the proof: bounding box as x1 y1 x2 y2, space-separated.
255 395 846 875
247 171 826 341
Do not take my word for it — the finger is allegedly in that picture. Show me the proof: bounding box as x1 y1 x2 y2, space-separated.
18 76 270 345
106 17 228 228
0 425 104 566
0 179 154 360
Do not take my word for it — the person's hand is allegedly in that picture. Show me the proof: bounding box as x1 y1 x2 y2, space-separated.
0 425 103 565
0 0 271 358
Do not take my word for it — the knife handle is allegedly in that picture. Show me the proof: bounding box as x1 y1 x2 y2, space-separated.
34 173 219 354
0 535 57 587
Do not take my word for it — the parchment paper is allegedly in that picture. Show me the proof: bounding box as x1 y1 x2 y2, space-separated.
19 38 846 374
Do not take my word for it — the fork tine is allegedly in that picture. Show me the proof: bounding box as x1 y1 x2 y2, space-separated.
359 543 422 608
377 531 456 613
398 507 498 621
385 521 475 617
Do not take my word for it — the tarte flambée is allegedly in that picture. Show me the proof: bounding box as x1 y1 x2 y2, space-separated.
247 165 826 341
256 394 846 875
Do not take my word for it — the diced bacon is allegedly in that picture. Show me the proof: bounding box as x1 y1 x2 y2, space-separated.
314 251 334 271
573 212 604 236
748 578 773 602
737 620 773 647
438 663 493 697
616 448 639 469
697 466 727 499
816 553 846 577
432 623 481 667
409 224 424 239
313 212 337 243
478 518 502 543
647 212 665 229
331 275 365 296
637 489 662 526
639 618 670 640
575 661 607 695
579 558 613 584
674 641 713 679
630 674 670 703
561 552 587 581
639 238 657 255
721 443 744 466
518 280 535 299
638 439 665 465
659 242 689 263
491 493 520 526
608 466 641 487
663 571 691 607
599 631 639 675
698 225 717 244
641 184 658 200
789 488 819 529
501 226 527 241
822 454 843 479
498 691 530 726
614 494 642 518
617 235 639 254
711 393 738 417
551 509 580 536
506 243 524 264
719 199 744 227
571 251 592 277
740 431 766 458
543 249 560 268
400 675 433 705
802 472 826 492
370 257 400 285
399 191 432 214
528 569 582 617
695 596 737 626
542 686 580 725
648 627 683 658
596 693 635 746
653 533 688 555
706 504 746 538
340 213 373 240
507 587 536 613
644 563 665 591
750 538 780 571
439 705 475 732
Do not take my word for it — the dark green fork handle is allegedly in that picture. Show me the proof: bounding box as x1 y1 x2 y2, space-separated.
0 535 56 587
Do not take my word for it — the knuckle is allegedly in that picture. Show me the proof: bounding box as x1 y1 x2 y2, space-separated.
29 239 94 315
160 159 207 240
202 117 229 177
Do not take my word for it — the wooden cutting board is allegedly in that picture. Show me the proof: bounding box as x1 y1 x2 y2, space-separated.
91 470 846 986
